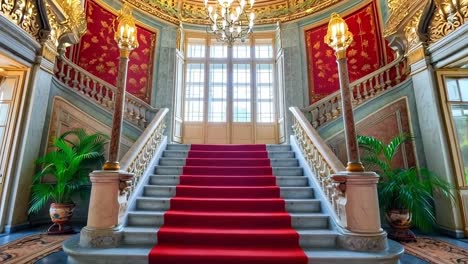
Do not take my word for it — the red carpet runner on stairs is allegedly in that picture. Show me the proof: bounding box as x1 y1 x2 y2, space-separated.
149 144 308 264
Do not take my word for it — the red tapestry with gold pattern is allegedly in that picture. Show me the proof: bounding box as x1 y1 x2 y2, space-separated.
75 0 156 103
305 3 384 103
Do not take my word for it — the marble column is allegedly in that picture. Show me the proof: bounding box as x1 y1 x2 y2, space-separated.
104 49 130 170
336 56 364 172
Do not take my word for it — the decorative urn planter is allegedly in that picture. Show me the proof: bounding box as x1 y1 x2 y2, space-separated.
48 203 75 234
386 209 416 242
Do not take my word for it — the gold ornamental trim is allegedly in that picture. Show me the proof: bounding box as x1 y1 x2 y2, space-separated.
428 0 468 44
384 0 427 37
0 0 42 41
130 0 342 26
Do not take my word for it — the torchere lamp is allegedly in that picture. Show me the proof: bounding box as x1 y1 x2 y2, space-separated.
324 13 364 172
103 3 139 170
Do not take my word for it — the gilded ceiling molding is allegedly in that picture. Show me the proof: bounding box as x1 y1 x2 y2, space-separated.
129 0 180 25
428 0 468 43
0 0 42 41
129 0 342 25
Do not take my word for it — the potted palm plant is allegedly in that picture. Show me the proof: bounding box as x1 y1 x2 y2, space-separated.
28 129 108 234
357 134 453 242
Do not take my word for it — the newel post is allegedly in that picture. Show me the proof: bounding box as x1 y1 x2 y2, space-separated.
331 172 387 251
79 171 133 248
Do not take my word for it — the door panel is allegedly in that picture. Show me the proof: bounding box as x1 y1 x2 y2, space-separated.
183 123 204 144
231 123 254 144
206 123 229 144
256 123 277 144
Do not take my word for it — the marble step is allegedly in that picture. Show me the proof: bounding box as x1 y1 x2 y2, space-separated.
162 150 295 158
149 175 309 187
143 186 314 199
127 211 329 229
121 227 336 248
154 166 303 176
136 197 321 213
64 235 403 264
158 158 299 167
165 144 292 152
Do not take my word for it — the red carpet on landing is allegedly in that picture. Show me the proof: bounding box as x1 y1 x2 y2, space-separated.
149 144 308 264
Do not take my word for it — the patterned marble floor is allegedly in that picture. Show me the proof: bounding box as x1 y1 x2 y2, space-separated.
1 227 467 264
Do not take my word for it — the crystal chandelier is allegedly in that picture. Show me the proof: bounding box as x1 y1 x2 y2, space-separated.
204 0 255 46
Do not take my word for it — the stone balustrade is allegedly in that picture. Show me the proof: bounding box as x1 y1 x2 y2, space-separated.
290 107 386 251
54 57 158 129
303 58 408 128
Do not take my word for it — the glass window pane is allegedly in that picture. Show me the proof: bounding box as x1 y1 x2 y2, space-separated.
459 78 468 101
451 104 468 183
446 78 460 101
210 42 228 58
185 63 205 122
0 103 10 126
233 42 250 58
0 127 4 147
257 101 274 123
208 64 227 122
233 100 251 122
0 79 14 101
233 64 251 122
256 64 274 122
187 38 206 58
255 39 273 59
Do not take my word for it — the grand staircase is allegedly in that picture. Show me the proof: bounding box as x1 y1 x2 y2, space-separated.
65 143 403 264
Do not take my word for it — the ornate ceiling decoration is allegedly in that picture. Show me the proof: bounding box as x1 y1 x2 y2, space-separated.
129 0 342 25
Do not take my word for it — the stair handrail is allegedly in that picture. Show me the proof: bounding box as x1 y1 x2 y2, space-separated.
118 107 169 224
54 55 158 129
289 106 347 226
302 57 408 128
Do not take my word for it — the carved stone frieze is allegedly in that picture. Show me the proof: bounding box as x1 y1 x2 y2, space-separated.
0 0 42 41
338 232 387 251
428 0 468 43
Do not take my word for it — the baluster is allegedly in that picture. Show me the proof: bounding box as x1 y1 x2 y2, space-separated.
395 63 401 84
362 80 369 99
311 108 319 128
140 108 147 128
64 65 72 85
58 60 66 80
379 72 385 92
374 75 381 94
331 95 340 119
91 80 98 99
97 84 104 104
368 78 375 97
385 68 391 88
109 91 115 108
318 103 326 125
103 88 111 108
85 77 92 96
79 73 87 94
354 83 362 104
72 70 79 90
325 100 332 122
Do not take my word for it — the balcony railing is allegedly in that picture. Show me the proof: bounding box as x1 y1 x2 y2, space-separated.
54 56 158 129
302 57 408 128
